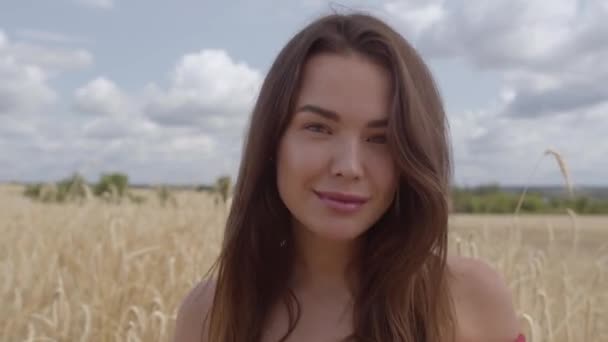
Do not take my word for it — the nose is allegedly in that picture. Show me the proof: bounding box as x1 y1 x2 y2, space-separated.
330 138 364 180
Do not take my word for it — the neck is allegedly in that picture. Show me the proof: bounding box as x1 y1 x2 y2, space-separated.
289 219 362 298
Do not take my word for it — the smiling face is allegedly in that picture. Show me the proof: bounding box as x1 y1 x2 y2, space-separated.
276 52 399 242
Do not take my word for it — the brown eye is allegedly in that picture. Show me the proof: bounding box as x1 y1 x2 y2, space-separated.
368 135 387 144
305 123 330 134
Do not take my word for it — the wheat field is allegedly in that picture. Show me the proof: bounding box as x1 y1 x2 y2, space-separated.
1 184 606 341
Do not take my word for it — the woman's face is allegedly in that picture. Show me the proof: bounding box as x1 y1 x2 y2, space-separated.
276 52 399 242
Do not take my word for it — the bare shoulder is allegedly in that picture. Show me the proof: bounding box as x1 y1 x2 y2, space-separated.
173 278 217 342
447 255 521 342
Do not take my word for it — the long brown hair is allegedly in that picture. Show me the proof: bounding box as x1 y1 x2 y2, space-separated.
202 12 456 342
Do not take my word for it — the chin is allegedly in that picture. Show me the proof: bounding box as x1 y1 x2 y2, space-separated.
308 221 368 242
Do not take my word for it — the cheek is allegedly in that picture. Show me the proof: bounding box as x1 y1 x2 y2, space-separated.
370 156 399 201
276 136 322 198
278 135 325 178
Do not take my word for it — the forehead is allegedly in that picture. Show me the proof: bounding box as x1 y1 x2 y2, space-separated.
294 52 392 121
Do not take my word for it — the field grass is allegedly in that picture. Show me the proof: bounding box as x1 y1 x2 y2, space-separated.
1 184 606 341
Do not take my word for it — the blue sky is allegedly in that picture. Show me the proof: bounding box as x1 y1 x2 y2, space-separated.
0 0 606 186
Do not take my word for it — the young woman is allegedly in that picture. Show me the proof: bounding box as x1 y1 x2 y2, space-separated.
173 13 525 342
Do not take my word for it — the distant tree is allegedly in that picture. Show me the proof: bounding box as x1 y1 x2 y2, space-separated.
450 185 608 214
94 173 129 199
484 192 510 213
195 184 215 192
23 183 43 199
519 193 545 213
24 183 59 203
24 173 92 203
573 196 590 213
56 172 91 203
156 185 177 208
215 175 232 203
472 183 501 196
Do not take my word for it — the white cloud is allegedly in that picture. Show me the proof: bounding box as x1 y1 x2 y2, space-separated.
384 0 608 117
0 29 93 74
81 115 157 140
0 28 98 182
0 55 56 115
385 0 581 66
0 27 94 159
73 77 161 145
383 0 608 185
0 31 7 47
16 29 90 45
9 42 93 72
145 49 262 133
74 77 131 116
74 0 114 10
384 0 445 36
58 49 261 184
449 92 608 186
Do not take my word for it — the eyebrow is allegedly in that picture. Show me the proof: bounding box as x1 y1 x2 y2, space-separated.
296 104 388 128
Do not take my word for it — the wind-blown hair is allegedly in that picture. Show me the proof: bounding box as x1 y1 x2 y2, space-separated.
202 12 456 342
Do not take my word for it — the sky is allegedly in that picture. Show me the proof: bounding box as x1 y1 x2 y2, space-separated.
0 0 606 187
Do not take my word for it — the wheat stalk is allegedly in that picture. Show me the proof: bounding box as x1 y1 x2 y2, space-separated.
79 304 91 342
152 311 168 340
515 148 574 216
565 208 580 255
521 312 540 342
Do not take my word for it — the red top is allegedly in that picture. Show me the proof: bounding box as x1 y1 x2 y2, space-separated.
515 333 526 342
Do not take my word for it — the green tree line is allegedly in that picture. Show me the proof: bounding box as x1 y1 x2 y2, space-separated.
23 172 233 207
23 173 607 214
452 184 608 214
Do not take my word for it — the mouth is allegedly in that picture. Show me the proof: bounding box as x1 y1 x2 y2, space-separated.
314 190 369 213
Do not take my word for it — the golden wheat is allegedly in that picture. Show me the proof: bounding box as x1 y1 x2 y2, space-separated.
0 184 606 341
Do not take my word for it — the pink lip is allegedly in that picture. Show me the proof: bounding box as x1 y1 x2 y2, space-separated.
314 190 369 213
314 191 369 203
